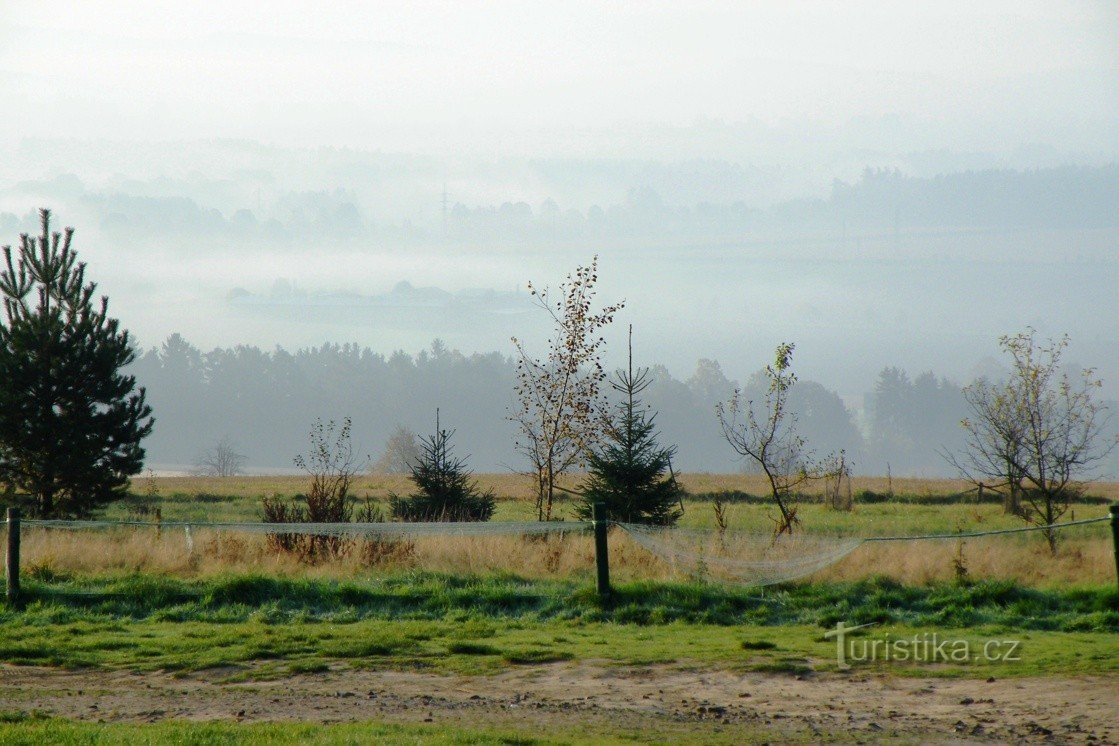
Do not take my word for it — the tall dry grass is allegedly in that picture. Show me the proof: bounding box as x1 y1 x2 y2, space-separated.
19 523 1113 588
24 472 1113 588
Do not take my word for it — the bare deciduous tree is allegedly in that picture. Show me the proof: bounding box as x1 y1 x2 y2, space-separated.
510 256 624 521
717 343 835 535
192 437 247 477
372 424 421 475
823 449 853 511
946 329 1116 552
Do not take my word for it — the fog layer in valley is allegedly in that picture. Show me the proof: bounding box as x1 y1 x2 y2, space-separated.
1 2 1116 477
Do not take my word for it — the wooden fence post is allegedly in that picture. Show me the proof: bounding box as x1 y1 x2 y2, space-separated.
5 508 19 606
592 502 610 599
1110 504 1119 593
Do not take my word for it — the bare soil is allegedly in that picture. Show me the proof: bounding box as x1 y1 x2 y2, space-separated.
1 662 1115 743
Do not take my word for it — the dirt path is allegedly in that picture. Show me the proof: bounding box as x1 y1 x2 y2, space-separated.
1 663 1115 743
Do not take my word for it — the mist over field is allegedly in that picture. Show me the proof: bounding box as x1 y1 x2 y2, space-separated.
2 2 1117 476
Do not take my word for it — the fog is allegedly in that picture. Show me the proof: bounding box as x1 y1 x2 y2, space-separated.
1 2 1117 474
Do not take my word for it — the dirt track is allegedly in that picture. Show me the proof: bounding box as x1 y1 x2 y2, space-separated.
1 663 1115 743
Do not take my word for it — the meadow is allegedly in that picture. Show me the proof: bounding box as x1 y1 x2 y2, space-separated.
21 473 1116 588
114 472 1119 521
2 474 1117 744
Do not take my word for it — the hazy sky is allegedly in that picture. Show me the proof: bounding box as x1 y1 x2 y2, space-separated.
1 2 1117 405
2 2 1117 157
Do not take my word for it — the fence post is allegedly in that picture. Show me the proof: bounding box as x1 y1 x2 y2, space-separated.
592 502 610 599
5 508 19 606
1110 504 1119 593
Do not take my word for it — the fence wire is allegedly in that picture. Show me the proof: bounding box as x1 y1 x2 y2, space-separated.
4 513 1111 587
616 515 1110 586
19 518 589 537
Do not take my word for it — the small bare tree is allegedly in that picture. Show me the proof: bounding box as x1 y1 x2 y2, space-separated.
945 373 1027 516
823 449 853 511
946 329 1116 553
372 424 421 475
192 437 247 477
510 256 624 521
717 343 832 535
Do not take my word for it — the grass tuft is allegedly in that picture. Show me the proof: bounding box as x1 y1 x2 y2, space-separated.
502 648 575 664
448 642 501 656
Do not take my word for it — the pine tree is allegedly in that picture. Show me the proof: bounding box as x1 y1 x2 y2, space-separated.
390 411 495 522
0 209 153 517
575 327 684 526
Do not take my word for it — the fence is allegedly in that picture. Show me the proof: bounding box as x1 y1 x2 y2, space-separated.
5 504 1119 607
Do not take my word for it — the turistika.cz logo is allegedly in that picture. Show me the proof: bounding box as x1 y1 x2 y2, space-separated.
823 622 1022 669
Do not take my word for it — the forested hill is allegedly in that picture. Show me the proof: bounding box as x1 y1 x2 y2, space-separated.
3 161 1116 248
131 335 993 478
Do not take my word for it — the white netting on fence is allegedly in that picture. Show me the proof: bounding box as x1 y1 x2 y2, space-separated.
7 514 1110 586
617 523 865 585
616 516 1111 586
21 519 588 537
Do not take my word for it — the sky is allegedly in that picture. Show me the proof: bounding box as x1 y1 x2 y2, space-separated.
2 2 1117 158
0 1 1117 406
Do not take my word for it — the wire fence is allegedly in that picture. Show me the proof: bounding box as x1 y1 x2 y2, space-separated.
19 518 588 537
5 511 1115 591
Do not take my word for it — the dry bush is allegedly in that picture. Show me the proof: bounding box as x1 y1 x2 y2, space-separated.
263 417 359 562
359 536 415 567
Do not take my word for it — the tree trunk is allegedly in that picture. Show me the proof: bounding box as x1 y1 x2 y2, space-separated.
39 487 54 519
1044 493 1058 556
544 458 555 522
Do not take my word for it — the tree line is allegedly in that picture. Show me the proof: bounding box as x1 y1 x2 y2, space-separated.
126 332 988 478
132 332 1117 479
130 333 895 476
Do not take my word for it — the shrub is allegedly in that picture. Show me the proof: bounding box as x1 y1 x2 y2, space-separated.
263 417 358 561
389 413 495 522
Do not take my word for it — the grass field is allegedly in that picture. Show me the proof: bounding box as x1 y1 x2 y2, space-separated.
1 571 1117 743
116 473 1119 523
0 720 637 746
3 573 1117 675
0 718 787 746
17 473 1113 588
3 474 1118 743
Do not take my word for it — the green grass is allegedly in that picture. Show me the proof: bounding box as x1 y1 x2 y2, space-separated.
1 572 1116 679
0 715 871 745
447 642 501 656
8 572 1118 629
0 718 645 745
117 494 1111 540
